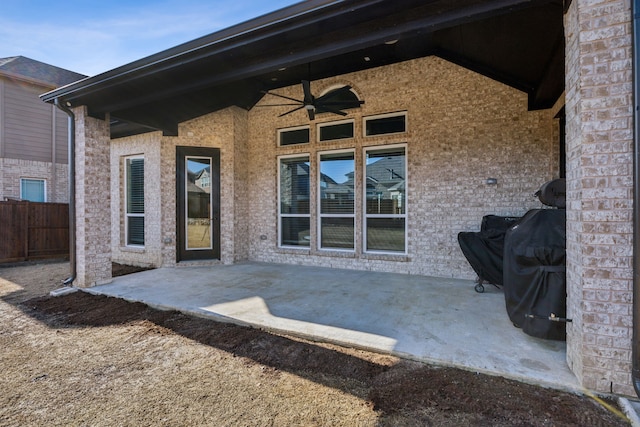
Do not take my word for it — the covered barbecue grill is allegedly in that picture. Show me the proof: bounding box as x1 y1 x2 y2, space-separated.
458 178 568 340
458 215 521 292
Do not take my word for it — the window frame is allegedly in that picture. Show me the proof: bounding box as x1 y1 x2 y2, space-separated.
363 111 408 137
363 144 407 255
317 148 356 252
277 125 310 147
124 155 145 248
20 178 46 202
278 153 311 249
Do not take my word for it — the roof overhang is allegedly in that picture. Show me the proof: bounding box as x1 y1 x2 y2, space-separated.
41 0 565 138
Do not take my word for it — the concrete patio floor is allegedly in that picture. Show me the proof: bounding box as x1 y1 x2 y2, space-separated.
87 261 579 391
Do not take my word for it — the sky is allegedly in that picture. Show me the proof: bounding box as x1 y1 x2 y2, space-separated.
0 0 300 77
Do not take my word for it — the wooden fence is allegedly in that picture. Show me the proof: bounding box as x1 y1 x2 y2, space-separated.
0 201 69 263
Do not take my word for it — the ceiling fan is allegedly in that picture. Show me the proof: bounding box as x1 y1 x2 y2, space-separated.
260 80 364 120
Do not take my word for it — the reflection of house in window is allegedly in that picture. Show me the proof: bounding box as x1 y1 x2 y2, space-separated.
279 156 310 247
365 154 405 214
194 167 211 193
281 161 310 212
320 173 354 206
187 167 210 219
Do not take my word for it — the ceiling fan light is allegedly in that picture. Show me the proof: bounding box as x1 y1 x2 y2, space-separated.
305 104 315 111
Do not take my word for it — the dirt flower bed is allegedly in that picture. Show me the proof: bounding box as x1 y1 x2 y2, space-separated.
0 262 631 426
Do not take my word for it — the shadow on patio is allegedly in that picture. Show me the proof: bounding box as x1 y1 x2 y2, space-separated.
88 261 578 391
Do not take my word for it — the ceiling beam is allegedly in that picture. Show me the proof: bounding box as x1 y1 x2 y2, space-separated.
109 113 179 137
435 48 536 94
529 32 565 109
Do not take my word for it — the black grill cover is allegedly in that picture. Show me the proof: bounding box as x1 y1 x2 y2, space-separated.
503 209 566 340
458 215 521 286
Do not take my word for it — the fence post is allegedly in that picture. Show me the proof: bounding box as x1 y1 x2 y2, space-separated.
22 201 29 261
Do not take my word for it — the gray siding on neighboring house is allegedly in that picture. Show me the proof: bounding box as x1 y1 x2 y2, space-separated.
0 56 82 202
3 80 61 163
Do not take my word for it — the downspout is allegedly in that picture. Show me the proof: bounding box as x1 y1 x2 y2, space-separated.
54 99 76 286
632 0 640 398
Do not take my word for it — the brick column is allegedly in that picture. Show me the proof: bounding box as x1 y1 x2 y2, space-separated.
564 0 635 395
73 106 112 287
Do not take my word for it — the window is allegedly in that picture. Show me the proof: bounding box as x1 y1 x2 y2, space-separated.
319 150 355 250
278 126 310 146
125 156 145 247
276 111 407 255
318 120 354 141
279 155 310 247
364 146 406 253
20 178 46 202
364 112 407 136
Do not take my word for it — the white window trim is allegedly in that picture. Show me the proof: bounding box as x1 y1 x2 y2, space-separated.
277 125 311 147
317 148 356 252
20 178 47 202
278 153 311 249
124 155 144 248
317 119 355 142
363 111 408 137
363 143 408 255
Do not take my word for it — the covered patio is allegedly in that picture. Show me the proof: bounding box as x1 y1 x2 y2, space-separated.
84 262 578 391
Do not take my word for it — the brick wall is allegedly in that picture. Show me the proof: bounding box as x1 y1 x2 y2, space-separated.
564 0 635 395
246 56 559 278
110 133 163 268
73 107 112 287
232 108 250 262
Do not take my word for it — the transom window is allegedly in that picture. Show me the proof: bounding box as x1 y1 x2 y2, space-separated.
364 112 407 136
318 120 354 142
278 126 310 146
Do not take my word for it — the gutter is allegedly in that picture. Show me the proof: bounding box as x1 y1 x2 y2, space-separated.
54 99 76 286
633 0 640 398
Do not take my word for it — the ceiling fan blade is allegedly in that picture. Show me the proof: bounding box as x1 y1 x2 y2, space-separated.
314 85 353 103
316 106 347 116
255 103 302 107
279 105 305 117
301 80 314 104
262 90 303 104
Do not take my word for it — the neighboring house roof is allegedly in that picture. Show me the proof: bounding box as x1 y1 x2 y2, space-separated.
195 167 210 180
365 156 405 183
0 56 86 88
187 181 207 194
41 0 564 139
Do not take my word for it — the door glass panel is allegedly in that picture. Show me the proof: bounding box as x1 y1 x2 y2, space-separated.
186 157 213 250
